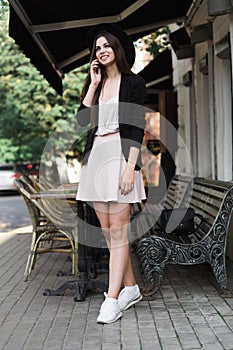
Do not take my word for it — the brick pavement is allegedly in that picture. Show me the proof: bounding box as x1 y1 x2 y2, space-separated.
1 227 233 350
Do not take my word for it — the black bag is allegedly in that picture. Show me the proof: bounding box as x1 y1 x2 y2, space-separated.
159 207 203 235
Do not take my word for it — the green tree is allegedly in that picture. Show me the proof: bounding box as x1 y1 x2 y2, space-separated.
141 27 171 59
0 2 87 164
0 0 8 18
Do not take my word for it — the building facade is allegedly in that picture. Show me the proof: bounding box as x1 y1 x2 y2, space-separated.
170 0 233 181
169 0 233 257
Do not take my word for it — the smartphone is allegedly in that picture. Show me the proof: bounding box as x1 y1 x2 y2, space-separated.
95 63 100 74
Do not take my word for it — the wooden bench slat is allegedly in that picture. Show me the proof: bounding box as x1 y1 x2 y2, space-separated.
191 196 220 213
193 184 226 200
190 199 218 220
164 197 178 208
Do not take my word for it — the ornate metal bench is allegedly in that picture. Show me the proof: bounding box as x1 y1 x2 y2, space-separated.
136 177 233 296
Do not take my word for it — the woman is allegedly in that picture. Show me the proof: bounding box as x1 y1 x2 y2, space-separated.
76 23 148 324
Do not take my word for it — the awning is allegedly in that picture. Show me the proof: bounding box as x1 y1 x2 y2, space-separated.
8 0 193 94
138 48 173 105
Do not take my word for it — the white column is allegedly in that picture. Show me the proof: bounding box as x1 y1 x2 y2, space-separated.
230 13 233 96
215 59 232 180
207 40 216 179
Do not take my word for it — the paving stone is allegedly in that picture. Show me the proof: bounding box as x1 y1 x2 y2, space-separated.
141 340 161 350
102 345 121 350
216 332 233 349
178 332 201 349
159 336 182 349
1 228 233 350
203 344 225 350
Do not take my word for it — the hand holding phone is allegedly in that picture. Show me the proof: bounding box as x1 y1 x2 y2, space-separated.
91 59 100 73
90 59 101 84
95 64 99 74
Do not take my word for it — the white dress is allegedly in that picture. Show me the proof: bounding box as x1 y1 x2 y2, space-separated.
76 96 146 203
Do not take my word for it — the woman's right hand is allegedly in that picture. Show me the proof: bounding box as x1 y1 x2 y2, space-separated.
90 59 102 86
82 59 101 107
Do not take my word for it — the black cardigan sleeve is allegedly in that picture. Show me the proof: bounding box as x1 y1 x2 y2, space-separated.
76 102 91 127
126 75 148 147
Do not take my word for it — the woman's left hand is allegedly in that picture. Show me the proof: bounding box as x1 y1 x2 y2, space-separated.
120 165 134 195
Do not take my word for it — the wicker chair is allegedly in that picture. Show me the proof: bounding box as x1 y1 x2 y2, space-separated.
14 178 78 281
28 174 55 191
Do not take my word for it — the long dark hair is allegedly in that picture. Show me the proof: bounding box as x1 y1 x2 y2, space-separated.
80 31 134 105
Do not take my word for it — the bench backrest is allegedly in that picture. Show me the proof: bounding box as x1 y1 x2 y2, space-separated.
191 178 232 221
132 175 194 239
184 177 233 242
163 174 194 209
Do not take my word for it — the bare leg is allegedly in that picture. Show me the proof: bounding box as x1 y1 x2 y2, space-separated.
122 254 136 287
109 202 136 288
107 202 135 298
93 202 111 250
93 202 137 299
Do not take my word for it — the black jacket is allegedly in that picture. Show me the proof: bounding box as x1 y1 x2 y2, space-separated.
77 73 148 170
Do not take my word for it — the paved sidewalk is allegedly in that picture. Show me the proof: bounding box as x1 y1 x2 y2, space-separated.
1 227 233 350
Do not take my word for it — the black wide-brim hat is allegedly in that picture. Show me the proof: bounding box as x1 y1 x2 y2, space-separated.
86 23 136 68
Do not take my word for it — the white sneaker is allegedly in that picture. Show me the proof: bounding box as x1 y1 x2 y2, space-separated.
97 292 122 324
118 284 142 310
